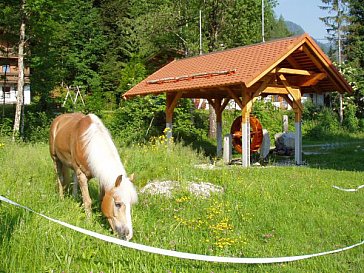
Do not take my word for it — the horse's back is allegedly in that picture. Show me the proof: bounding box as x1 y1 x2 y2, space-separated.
49 113 88 166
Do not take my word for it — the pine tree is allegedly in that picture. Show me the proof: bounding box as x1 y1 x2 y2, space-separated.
344 0 364 118
319 0 349 124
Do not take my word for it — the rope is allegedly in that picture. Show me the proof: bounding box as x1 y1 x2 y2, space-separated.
333 184 364 192
0 195 362 264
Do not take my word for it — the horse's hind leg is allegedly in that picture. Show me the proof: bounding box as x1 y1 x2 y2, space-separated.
76 168 92 217
53 160 66 198
72 172 78 197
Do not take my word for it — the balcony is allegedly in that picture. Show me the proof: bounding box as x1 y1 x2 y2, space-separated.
0 72 30 84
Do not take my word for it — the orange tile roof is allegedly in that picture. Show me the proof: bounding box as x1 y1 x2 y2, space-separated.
123 33 352 99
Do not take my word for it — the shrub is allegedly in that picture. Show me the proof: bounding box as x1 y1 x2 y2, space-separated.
0 118 13 137
104 96 166 145
303 107 340 140
343 103 359 132
23 111 54 143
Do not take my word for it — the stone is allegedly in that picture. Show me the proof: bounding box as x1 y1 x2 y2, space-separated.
274 132 295 156
259 129 271 160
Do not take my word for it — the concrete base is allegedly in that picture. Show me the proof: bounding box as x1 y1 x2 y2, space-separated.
223 134 232 164
241 122 250 167
295 122 302 165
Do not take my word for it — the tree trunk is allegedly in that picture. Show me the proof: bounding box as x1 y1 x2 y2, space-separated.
206 2 220 139
208 106 217 138
12 0 26 141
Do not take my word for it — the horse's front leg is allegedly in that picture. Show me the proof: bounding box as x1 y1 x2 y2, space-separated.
76 169 92 218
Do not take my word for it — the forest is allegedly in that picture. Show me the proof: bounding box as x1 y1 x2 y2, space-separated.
0 0 363 147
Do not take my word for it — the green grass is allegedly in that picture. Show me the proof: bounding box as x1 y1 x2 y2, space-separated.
0 136 363 272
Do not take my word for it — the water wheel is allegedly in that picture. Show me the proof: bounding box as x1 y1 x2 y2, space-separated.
230 116 263 154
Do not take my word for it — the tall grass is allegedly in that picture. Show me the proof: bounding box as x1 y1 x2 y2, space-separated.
0 136 363 272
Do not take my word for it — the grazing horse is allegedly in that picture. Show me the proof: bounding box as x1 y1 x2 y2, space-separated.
49 113 138 240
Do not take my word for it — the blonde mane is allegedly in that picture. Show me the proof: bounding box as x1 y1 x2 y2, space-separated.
81 114 137 203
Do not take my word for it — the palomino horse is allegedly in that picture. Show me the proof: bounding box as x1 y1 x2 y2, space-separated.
49 113 138 240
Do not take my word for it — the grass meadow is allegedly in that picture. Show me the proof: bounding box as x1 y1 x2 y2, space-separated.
0 135 363 272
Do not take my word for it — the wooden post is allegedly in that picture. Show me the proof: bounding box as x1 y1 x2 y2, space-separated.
241 90 252 167
208 98 229 158
215 98 223 157
283 115 289 133
279 74 303 165
294 109 302 165
166 92 182 141
166 94 173 140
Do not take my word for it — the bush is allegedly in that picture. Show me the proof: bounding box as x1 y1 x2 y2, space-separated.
23 111 54 143
252 100 294 139
302 107 340 140
104 96 166 145
343 103 359 132
0 118 13 136
359 119 364 131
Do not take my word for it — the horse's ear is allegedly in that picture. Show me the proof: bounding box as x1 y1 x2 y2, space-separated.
129 173 135 182
115 175 122 187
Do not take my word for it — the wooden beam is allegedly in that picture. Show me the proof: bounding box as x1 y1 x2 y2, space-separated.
252 76 272 98
299 73 327 86
302 46 325 72
302 45 345 92
241 89 252 121
278 74 303 113
207 97 231 117
227 89 243 109
241 88 252 167
261 85 300 95
166 92 183 119
286 56 301 68
221 98 231 112
271 67 311 76
281 94 294 109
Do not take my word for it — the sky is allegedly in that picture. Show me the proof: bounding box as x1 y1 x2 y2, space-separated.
273 0 330 41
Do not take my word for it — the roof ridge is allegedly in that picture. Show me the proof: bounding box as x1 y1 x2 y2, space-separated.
172 33 308 63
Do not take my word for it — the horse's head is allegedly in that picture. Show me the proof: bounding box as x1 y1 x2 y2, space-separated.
101 174 138 240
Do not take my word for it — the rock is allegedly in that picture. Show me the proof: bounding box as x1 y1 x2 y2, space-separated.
139 180 178 197
140 180 224 198
259 129 271 160
274 132 295 156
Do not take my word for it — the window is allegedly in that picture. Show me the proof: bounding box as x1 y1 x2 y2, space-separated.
1 86 10 99
2 65 10 73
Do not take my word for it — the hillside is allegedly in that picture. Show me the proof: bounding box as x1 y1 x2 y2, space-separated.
285 20 330 53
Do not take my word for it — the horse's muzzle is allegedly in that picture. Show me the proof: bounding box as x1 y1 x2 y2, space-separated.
115 225 132 241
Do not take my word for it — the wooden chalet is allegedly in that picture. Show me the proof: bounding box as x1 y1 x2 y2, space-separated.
0 37 31 105
123 33 353 167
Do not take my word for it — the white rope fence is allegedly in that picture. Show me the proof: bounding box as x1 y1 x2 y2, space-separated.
0 194 363 264
333 184 364 192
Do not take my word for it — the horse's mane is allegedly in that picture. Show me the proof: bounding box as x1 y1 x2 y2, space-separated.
82 114 137 203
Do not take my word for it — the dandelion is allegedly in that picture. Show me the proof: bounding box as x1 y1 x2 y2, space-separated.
0 143 4 148
214 237 237 248
209 219 234 232
176 196 190 203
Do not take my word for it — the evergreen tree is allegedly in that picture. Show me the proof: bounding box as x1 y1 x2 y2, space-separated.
269 15 292 39
319 0 349 62
344 0 364 119
320 0 349 124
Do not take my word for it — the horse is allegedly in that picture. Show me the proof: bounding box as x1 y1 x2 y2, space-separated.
49 113 138 240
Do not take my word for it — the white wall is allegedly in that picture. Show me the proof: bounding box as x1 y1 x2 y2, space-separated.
0 84 31 105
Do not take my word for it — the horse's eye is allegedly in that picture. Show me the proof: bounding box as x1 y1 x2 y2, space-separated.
115 202 122 209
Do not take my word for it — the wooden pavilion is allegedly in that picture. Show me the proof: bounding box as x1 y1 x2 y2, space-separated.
123 33 353 167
